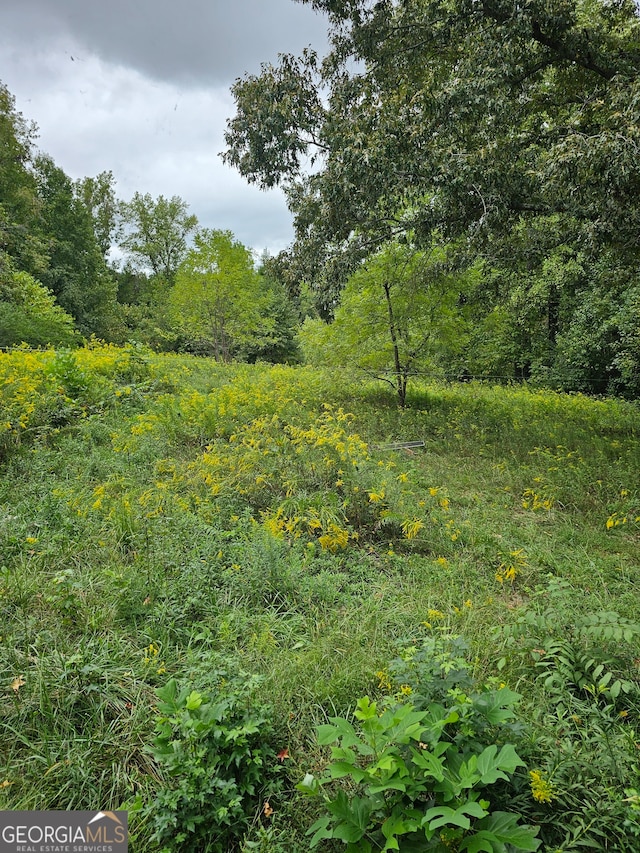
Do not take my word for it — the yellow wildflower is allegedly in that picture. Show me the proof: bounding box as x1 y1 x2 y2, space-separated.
427 608 446 621
529 770 556 804
402 518 424 540
376 670 392 691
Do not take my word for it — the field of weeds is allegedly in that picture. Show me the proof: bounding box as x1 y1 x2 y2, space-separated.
1 345 639 851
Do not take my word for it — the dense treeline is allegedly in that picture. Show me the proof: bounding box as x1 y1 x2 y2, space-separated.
3 0 640 397
0 82 301 362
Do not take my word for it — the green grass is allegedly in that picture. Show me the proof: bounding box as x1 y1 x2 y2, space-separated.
1 347 639 850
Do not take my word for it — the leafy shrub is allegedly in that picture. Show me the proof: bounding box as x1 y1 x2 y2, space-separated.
143 672 281 853
497 578 640 850
299 635 540 851
0 258 78 348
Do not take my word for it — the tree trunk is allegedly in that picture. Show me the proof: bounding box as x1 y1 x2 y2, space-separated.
383 280 407 407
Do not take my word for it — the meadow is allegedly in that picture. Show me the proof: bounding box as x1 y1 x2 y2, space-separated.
0 344 639 851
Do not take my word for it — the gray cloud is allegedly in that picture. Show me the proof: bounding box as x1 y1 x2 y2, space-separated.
2 0 326 86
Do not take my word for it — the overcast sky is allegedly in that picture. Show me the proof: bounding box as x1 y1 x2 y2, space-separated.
0 0 328 257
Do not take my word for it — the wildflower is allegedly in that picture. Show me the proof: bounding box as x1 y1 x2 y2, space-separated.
402 518 424 540
399 684 412 696
427 608 446 621
376 670 392 691
318 524 350 552
529 770 556 804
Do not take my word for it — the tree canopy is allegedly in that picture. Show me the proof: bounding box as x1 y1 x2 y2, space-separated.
170 229 277 361
224 0 640 393
119 193 198 284
35 155 118 338
225 0 640 267
0 82 46 277
75 170 119 259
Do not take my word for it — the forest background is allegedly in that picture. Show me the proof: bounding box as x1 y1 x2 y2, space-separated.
1 0 640 399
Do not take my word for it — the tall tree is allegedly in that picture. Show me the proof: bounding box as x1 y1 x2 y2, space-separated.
225 0 640 264
35 155 118 338
119 193 198 284
0 81 47 277
75 170 119 259
170 229 276 361
223 0 640 392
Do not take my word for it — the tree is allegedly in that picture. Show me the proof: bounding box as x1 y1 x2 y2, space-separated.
119 193 198 284
75 170 120 259
0 81 47 277
299 241 478 405
0 250 77 347
169 229 276 361
247 260 301 363
34 155 119 338
224 0 640 393
225 0 640 267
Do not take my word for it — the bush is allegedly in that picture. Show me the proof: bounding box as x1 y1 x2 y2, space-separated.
143 672 282 853
0 258 78 347
299 635 540 851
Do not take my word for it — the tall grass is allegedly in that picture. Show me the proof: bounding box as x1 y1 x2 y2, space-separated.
1 345 638 850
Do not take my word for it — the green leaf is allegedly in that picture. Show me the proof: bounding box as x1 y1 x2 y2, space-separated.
156 679 179 710
410 746 446 781
307 815 333 847
327 793 374 844
354 696 378 721
424 801 488 831
460 833 496 853
460 812 540 852
328 761 370 783
474 688 521 724
318 717 366 750
296 772 322 796
368 779 408 794
185 690 203 711
495 744 526 775
316 723 347 745
381 811 420 850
